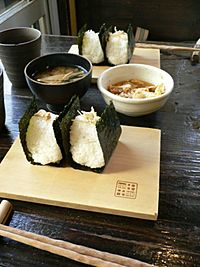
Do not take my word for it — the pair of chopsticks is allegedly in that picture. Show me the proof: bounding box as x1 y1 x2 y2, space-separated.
134 27 200 57
135 42 200 52
0 200 153 267
191 38 200 63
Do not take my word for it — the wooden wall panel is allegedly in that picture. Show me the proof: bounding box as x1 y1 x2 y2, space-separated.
74 0 200 41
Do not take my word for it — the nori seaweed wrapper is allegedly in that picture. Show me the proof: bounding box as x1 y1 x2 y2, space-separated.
53 95 80 165
96 101 122 167
77 24 87 56
70 101 122 173
127 24 135 62
99 25 111 66
19 98 39 164
98 23 107 57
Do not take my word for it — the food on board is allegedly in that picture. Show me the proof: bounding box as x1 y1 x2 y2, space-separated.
19 97 121 172
78 24 135 65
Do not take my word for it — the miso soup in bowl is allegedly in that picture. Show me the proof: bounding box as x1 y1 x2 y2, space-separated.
25 53 92 113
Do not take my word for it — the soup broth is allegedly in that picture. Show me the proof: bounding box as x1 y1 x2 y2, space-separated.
34 65 87 85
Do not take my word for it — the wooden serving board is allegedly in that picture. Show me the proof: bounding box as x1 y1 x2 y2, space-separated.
0 126 161 220
68 45 160 82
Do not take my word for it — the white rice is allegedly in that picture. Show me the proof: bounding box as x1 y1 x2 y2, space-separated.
70 108 105 168
106 30 128 65
82 30 104 64
26 110 62 165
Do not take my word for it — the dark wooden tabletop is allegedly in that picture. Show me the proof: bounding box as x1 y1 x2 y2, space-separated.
0 35 200 267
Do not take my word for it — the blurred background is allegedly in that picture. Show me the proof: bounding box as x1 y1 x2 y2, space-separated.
0 0 199 41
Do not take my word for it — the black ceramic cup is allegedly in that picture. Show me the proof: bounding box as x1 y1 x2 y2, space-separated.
0 67 5 131
0 27 41 88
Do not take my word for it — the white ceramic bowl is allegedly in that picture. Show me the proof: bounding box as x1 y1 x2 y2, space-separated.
97 64 174 116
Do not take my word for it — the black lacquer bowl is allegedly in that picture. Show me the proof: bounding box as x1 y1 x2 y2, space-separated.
24 53 92 113
0 67 5 130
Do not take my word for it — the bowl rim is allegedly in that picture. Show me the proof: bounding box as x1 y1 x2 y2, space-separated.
24 52 92 86
97 63 174 104
0 27 41 46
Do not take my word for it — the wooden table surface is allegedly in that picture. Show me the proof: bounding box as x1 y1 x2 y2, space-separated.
0 35 200 267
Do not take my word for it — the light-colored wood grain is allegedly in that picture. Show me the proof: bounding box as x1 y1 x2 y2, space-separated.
68 45 160 82
0 126 161 220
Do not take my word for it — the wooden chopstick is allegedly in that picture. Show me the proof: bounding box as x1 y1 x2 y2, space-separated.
191 38 200 63
0 200 12 224
136 43 200 52
0 224 153 267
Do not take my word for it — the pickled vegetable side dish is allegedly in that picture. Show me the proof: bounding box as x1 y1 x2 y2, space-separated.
107 79 165 99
